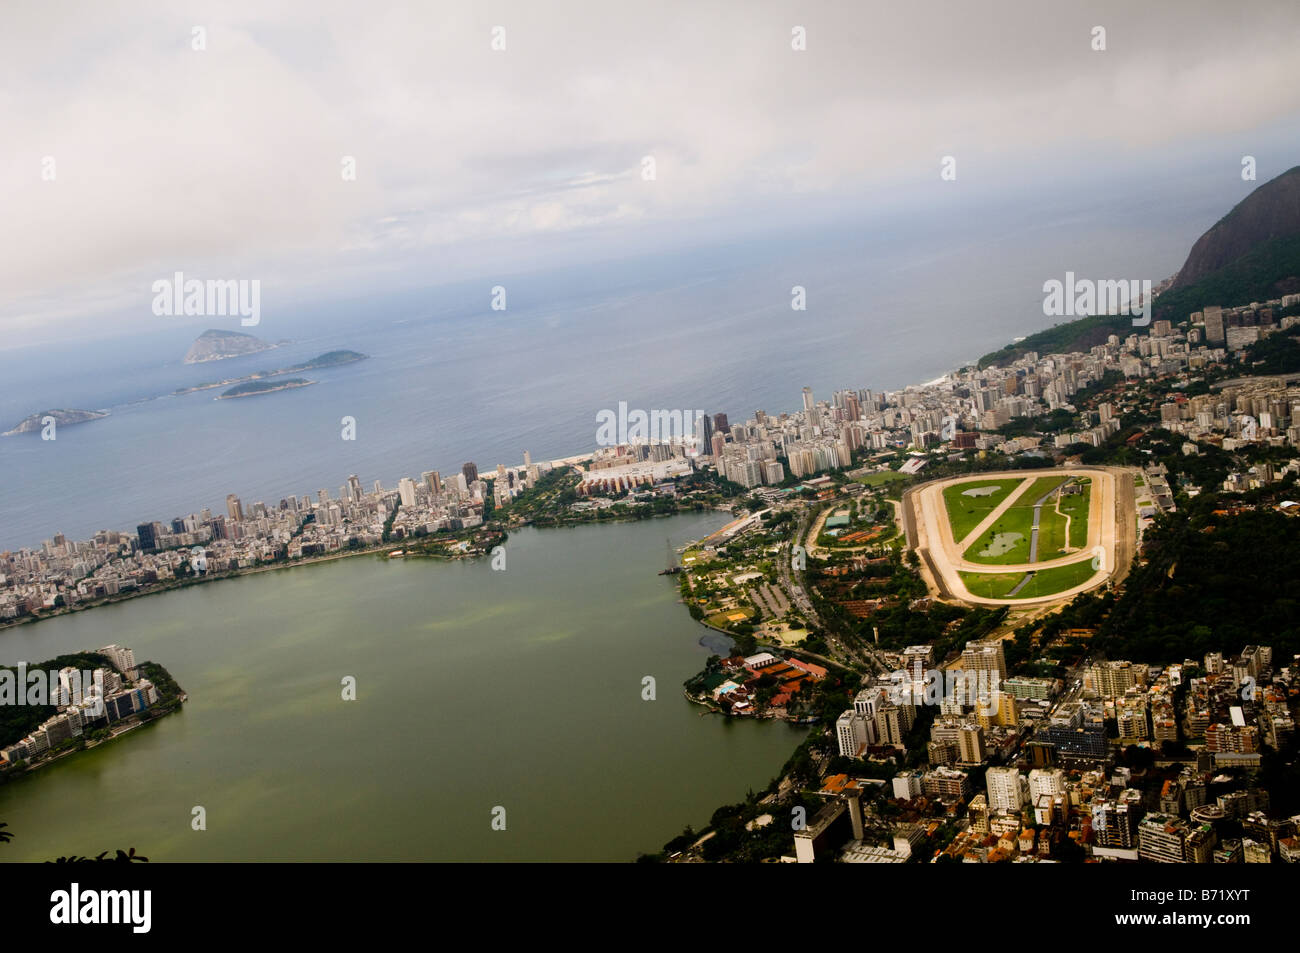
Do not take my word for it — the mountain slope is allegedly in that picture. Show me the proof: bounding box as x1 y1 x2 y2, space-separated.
1151 165 1300 321
1170 165 1300 291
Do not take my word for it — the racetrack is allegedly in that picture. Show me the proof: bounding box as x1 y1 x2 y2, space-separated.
904 467 1131 606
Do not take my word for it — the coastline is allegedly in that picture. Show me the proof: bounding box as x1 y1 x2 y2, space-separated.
0 319 1158 862
0 658 187 786
0 541 434 633
0 695 186 785
0 485 720 634
0 512 791 863
1 309 1097 643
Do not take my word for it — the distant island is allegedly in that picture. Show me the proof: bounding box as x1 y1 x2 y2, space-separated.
3 408 109 437
174 350 367 396
218 378 315 399
290 349 367 371
172 348 366 395
184 328 278 364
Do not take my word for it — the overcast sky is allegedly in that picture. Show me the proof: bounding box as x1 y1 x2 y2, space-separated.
4 0 1300 345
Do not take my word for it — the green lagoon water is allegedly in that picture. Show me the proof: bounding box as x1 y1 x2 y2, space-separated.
0 513 804 861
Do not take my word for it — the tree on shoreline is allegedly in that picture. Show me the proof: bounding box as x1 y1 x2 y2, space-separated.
0 820 149 862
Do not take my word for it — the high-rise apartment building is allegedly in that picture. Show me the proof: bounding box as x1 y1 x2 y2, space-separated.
957 723 986 765
1028 768 1066 801
874 702 914 748
136 522 159 553
1203 306 1225 344
98 644 136 676
836 710 870 758
962 639 1007 680
696 413 713 453
1088 660 1144 699
1139 813 1189 863
1094 790 1144 849
903 645 932 681
986 767 1024 814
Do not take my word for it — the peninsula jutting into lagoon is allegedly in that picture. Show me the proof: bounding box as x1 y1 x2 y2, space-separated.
0 646 185 782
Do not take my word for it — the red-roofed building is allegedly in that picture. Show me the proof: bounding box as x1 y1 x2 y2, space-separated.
787 658 828 680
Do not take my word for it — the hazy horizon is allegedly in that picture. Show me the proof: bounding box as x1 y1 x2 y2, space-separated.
5 0 1300 348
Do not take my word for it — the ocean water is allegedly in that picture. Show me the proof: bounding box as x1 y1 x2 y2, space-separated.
0 186 1221 551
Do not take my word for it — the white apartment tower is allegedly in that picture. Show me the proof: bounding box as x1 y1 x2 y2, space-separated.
98 645 136 676
1028 768 1067 801
836 709 870 758
986 766 1026 814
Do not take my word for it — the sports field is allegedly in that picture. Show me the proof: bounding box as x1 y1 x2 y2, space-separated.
857 470 908 487
706 607 755 628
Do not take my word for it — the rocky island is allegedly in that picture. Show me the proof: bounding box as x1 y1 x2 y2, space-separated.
184 328 278 364
3 408 109 436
